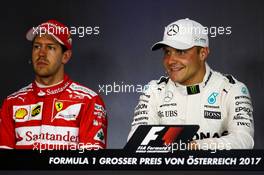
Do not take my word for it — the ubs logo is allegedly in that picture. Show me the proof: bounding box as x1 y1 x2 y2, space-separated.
167 24 179 36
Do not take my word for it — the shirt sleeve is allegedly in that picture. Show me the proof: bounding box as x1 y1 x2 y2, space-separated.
0 99 15 149
127 81 160 141
196 82 254 149
78 95 107 149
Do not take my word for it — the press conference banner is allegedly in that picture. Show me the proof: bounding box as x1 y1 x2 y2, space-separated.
0 150 263 170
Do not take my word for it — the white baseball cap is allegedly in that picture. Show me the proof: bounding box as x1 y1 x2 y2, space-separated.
151 18 209 50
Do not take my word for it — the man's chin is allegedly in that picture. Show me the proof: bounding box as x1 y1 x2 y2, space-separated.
35 72 52 78
169 77 182 83
169 74 183 83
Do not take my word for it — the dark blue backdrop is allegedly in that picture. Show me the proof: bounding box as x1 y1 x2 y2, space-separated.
0 0 263 149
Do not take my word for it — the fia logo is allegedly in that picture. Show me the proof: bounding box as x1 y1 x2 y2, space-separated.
208 92 219 104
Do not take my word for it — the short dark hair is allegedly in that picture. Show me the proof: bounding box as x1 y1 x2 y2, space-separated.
60 44 68 53
32 36 69 53
196 46 203 54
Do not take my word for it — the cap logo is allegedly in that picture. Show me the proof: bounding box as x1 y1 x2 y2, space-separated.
167 24 179 36
27 20 72 50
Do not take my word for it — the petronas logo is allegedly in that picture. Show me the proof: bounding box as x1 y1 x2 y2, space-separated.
208 92 219 104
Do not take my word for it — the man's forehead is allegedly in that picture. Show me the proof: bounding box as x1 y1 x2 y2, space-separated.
162 46 182 51
163 45 195 51
163 46 174 50
33 34 60 45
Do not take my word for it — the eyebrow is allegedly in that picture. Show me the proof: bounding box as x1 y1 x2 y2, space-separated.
33 42 57 46
163 47 185 51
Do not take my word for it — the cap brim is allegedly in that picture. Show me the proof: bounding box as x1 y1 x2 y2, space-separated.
151 40 192 51
26 27 65 46
26 28 36 41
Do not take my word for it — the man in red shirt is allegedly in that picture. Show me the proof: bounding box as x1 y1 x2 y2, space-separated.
0 20 107 150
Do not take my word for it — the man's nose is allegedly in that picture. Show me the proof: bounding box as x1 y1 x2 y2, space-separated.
166 54 179 64
39 46 47 56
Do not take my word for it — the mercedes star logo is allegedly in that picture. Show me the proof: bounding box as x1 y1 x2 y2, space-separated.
167 24 179 36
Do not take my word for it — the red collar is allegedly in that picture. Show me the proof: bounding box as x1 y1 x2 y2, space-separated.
32 75 72 97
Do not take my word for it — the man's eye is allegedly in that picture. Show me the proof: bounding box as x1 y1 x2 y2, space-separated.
176 50 186 55
33 45 40 49
164 50 171 56
48 46 55 50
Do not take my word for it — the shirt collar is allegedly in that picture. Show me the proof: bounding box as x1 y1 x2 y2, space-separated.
32 74 72 97
169 63 213 95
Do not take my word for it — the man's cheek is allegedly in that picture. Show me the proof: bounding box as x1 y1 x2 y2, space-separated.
162 59 167 67
163 64 169 73
170 71 180 81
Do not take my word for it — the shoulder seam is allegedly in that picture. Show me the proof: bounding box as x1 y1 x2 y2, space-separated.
69 82 98 97
7 84 33 98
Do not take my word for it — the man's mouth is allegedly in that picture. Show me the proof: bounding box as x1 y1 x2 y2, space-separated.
36 60 49 66
168 64 184 72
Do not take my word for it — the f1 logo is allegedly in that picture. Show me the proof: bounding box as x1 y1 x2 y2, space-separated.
140 127 164 145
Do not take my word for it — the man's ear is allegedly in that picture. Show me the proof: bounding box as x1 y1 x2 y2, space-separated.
62 50 72 64
200 47 210 61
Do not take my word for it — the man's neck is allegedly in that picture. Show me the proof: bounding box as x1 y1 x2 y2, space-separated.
35 79 64 88
178 64 207 86
35 74 64 87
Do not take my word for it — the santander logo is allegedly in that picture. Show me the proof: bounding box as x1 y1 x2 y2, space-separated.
46 82 70 95
25 130 79 143
15 126 80 145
